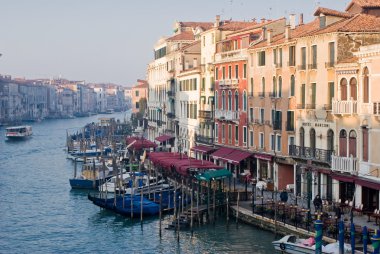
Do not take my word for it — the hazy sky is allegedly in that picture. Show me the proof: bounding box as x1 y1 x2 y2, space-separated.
0 0 349 86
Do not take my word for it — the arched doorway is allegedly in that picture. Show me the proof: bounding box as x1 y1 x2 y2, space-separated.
339 129 347 157
340 78 348 100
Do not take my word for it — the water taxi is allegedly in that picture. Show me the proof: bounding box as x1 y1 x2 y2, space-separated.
5 125 32 139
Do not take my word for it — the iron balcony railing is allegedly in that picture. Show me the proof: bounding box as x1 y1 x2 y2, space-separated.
195 134 214 145
289 145 334 164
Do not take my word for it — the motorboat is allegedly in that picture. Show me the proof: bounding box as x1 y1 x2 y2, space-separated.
5 125 32 139
272 235 351 254
69 160 113 189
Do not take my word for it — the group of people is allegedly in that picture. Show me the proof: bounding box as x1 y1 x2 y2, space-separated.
279 189 323 212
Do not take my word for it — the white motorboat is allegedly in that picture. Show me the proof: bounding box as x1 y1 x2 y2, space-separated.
272 235 351 254
6 125 32 139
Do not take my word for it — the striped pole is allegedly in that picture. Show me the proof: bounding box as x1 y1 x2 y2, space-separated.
314 218 323 254
372 229 380 254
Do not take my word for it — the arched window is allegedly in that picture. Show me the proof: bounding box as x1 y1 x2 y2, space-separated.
340 78 347 100
300 127 305 148
272 76 277 97
363 67 369 103
327 129 334 151
261 77 265 96
278 76 282 97
349 130 357 157
228 91 232 110
290 75 295 96
243 91 247 111
222 90 226 110
339 129 347 157
234 90 239 111
350 78 357 101
215 91 218 110
310 128 316 150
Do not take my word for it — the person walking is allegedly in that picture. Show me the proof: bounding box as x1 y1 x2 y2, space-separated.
280 189 288 203
313 194 323 212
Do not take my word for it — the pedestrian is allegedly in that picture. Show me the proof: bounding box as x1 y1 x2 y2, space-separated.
280 189 288 203
313 194 323 212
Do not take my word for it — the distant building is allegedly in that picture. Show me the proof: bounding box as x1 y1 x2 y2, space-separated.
132 80 148 114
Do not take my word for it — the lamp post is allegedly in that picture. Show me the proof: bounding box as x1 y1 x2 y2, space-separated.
251 178 257 214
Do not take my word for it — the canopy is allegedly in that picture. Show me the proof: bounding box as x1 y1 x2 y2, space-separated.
211 147 252 165
126 136 157 150
155 135 174 143
196 169 232 182
210 147 235 160
191 145 216 154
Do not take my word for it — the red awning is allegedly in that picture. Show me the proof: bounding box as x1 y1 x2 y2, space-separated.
221 150 252 165
191 145 216 154
254 154 273 161
155 135 174 143
210 147 235 160
355 178 380 190
126 136 157 150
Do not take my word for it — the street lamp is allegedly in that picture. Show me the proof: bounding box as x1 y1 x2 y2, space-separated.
251 178 257 214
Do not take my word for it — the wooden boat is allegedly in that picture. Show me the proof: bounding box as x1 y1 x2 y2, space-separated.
69 161 113 189
272 235 352 254
5 125 32 139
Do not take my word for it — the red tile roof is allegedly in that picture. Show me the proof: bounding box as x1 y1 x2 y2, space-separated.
179 21 214 30
167 31 194 41
346 0 380 11
218 21 257 31
314 7 354 18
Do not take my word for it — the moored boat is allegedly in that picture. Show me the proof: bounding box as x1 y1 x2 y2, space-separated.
69 161 113 189
5 125 32 139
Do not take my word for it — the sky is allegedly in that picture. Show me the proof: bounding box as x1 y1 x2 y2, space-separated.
0 0 349 86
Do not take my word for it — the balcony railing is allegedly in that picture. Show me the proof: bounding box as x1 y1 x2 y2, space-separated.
360 102 380 116
195 134 214 145
198 110 213 120
332 155 358 174
218 79 239 89
289 145 333 164
215 110 239 121
215 49 247 63
332 100 358 115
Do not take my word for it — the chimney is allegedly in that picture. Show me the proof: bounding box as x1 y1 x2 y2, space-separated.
285 25 291 41
215 15 221 27
262 27 267 40
289 14 296 29
299 13 304 25
267 29 272 44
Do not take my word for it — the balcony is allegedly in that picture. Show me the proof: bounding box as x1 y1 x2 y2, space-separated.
198 110 213 120
289 145 333 164
167 91 175 97
332 100 358 115
360 102 380 116
215 110 239 121
195 134 214 145
332 155 358 174
218 79 239 90
215 49 247 63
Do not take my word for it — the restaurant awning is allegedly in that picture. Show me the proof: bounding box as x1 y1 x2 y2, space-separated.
196 169 232 181
331 173 355 183
126 136 157 150
355 177 380 190
211 147 252 165
155 135 174 143
191 145 216 154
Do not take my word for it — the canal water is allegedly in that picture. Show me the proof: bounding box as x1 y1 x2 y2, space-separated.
0 112 276 253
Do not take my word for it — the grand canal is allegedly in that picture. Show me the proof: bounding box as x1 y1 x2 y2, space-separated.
0 112 276 253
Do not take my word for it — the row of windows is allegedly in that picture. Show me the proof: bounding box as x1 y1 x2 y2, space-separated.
215 90 247 111
215 64 247 80
179 78 197 91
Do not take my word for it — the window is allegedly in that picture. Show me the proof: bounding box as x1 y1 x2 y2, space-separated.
299 127 305 147
258 51 266 66
260 108 265 124
243 91 247 111
215 68 219 80
222 91 226 110
311 45 317 68
310 128 316 150
340 78 347 100
228 124 232 144
215 91 218 109
249 107 254 122
278 76 282 97
363 67 369 103
327 129 334 151
362 127 368 162
279 48 283 67
222 124 225 141
228 66 232 79
301 84 306 108
339 130 347 157
135 90 139 97
261 77 266 97
235 65 239 79
328 82 334 108
271 134 275 151
328 42 335 66
222 66 226 80
234 91 239 111
289 136 295 154
243 126 247 144
243 64 247 78
290 75 295 97
235 125 239 144
286 111 294 131
277 135 281 152
301 47 306 70
201 78 205 91
228 91 232 110
272 76 277 97
289 46 295 66
136 102 140 109
215 123 218 139
349 130 357 157
250 130 254 147
273 49 277 65
311 83 316 109
350 78 357 100
259 133 264 149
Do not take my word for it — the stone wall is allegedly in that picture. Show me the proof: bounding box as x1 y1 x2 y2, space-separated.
337 33 380 62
